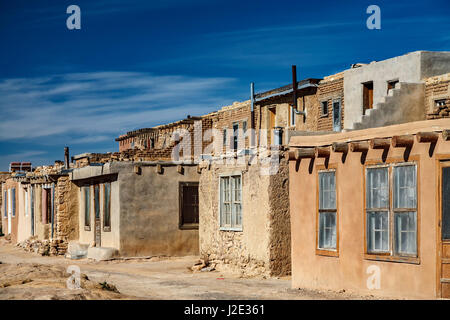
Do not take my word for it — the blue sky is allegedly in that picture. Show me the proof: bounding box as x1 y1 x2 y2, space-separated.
0 0 449 170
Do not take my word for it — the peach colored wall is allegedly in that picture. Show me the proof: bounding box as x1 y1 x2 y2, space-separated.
290 131 450 299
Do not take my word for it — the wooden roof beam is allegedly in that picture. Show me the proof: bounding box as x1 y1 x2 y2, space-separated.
392 135 414 148
332 142 348 153
370 138 391 149
417 131 439 143
350 141 369 153
315 146 330 158
294 148 315 160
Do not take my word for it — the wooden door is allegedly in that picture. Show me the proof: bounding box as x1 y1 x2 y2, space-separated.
363 82 373 115
94 184 101 247
179 182 199 228
439 161 450 298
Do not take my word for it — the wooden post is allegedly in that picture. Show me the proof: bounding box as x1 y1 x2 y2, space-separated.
294 148 315 160
350 141 369 153
391 135 414 148
315 146 330 158
332 142 348 153
443 129 450 141
417 131 439 143
370 138 391 149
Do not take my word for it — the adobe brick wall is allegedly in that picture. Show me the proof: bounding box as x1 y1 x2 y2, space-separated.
425 73 450 120
316 76 345 131
0 173 11 233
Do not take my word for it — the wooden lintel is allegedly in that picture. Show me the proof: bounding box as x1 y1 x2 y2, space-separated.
315 146 330 158
391 135 414 148
370 138 391 149
294 148 315 160
349 141 369 153
332 142 348 153
417 131 439 143
443 129 450 141
285 150 296 161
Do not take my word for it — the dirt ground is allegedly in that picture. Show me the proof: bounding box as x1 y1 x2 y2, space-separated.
0 238 388 300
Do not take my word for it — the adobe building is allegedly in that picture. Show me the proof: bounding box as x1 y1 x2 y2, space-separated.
1 178 19 243
288 118 450 299
69 160 200 258
66 116 209 259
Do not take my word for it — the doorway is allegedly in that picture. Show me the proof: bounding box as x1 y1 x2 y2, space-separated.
94 184 101 247
269 107 276 145
363 81 374 115
439 161 450 298
332 99 342 132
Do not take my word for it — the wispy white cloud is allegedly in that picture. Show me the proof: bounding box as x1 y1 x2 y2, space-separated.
0 71 237 143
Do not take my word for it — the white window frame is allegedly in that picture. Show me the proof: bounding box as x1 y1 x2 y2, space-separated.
317 169 337 251
365 162 418 258
219 173 243 231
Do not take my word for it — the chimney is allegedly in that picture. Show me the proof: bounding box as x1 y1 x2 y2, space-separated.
64 147 70 169
292 65 298 110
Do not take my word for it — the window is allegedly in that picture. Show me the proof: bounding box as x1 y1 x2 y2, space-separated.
393 165 417 255
387 80 399 94
103 183 111 231
366 167 389 253
223 128 228 147
318 171 337 251
290 106 296 126
94 184 100 220
179 182 199 229
321 101 328 116
365 164 418 259
220 175 242 231
83 186 90 229
363 81 374 114
435 99 446 107
232 122 239 150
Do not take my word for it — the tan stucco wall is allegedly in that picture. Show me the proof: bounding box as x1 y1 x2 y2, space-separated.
289 120 450 299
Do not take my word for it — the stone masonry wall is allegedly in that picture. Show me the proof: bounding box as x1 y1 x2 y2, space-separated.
425 73 450 119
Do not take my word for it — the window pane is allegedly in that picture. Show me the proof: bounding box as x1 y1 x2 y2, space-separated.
394 211 417 255
394 165 416 209
367 211 389 252
318 211 336 249
84 187 90 227
366 167 389 209
319 171 336 210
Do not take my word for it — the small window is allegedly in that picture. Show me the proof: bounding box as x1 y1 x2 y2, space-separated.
179 182 199 229
223 129 227 147
103 183 111 231
83 186 90 229
290 106 296 126
318 171 337 251
232 122 239 150
387 80 399 94
220 175 242 231
11 188 16 217
25 189 28 217
435 99 446 107
321 101 328 116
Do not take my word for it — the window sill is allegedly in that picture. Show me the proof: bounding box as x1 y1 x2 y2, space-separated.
179 223 199 230
316 249 339 257
364 254 420 265
219 227 243 232
84 226 91 231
